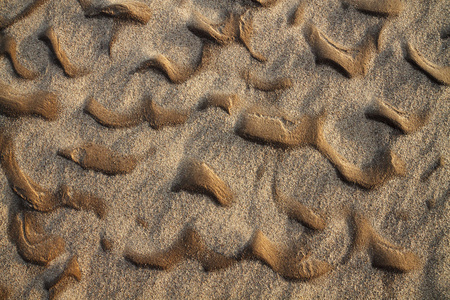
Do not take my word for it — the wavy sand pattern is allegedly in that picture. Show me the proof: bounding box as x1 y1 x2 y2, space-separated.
0 34 38 79
0 0 447 298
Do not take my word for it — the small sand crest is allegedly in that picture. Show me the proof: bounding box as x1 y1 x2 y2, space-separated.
45 255 82 300
10 211 65 266
58 142 138 175
172 158 233 207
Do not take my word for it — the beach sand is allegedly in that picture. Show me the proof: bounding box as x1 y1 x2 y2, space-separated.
0 0 449 298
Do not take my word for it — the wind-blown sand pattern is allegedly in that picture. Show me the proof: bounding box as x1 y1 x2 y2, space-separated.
136 54 191 83
406 43 450 85
0 0 448 298
289 1 306 26
10 212 65 266
352 213 420 272
0 133 59 211
84 97 143 128
0 82 58 120
82 0 152 24
188 12 235 45
172 158 233 206
58 142 138 175
125 228 236 271
0 133 106 216
272 184 327 230
45 255 82 300
199 93 241 115
237 109 406 188
143 98 190 129
188 11 266 62
81 0 152 57
238 13 267 62
58 185 106 219
40 27 87 78
242 69 293 91
108 19 122 57
126 228 332 280
236 107 312 148
307 24 376 78
135 47 210 84
365 99 428 134
243 230 333 280
0 34 38 79
85 97 189 129
342 0 404 16
318 144 406 189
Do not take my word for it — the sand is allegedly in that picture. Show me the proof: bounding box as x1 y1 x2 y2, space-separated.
0 0 449 299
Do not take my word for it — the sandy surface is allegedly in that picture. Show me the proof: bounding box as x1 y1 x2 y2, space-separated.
0 0 449 299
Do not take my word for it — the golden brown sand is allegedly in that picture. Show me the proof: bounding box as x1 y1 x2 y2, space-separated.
0 0 448 298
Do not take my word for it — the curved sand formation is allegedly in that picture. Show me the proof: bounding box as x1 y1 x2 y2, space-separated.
238 13 267 62
0 133 59 211
0 0 443 297
0 0 49 30
125 228 332 280
58 185 106 219
172 158 233 207
136 54 191 83
365 99 428 134
84 97 144 128
307 24 376 78
406 43 450 85
10 212 65 266
125 228 236 271
241 69 293 91
342 0 404 16
85 97 189 129
289 2 307 26
0 82 59 120
0 34 39 79
108 19 122 57
83 0 152 24
272 184 326 231
236 107 313 148
143 98 190 130
236 109 406 189
243 230 333 280
375 20 390 52
135 45 212 84
198 93 241 115
40 27 88 78
0 133 106 216
319 145 406 190
58 142 138 175
352 213 420 272
45 255 82 300
188 11 266 62
144 12 267 83
86 0 151 57
188 12 236 45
